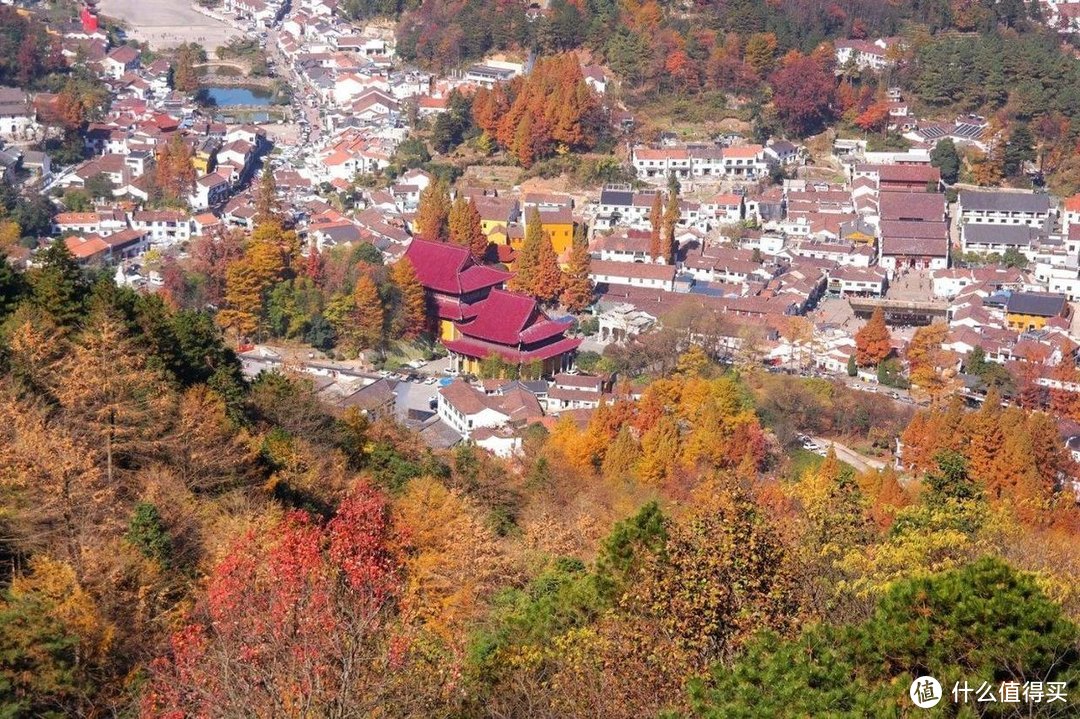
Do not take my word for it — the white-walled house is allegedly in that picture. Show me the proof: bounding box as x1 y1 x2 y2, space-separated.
545 373 610 413
0 87 38 141
470 428 521 457
1062 194 1080 236
188 172 230 210
102 45 140 78
958 189 1051 228
826 266 888 296
437 380 510 438
589 260 676 291
631 143 769 181
129 210 192 244
960 223 1039 258
834 38 900 72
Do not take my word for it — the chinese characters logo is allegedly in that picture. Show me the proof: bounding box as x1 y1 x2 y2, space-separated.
910 676 943 709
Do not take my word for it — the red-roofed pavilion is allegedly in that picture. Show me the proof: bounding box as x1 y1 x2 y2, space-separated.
444 289 582 376
401 238 511 340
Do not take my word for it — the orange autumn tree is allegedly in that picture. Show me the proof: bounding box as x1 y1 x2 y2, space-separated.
415 181 451 241
898 398 969 473
743 32 778 77
898 395 1075 507
217 233 290 339
390 257 427 339
472 54 600 167
155 134 196 203
854 101 890 134
906 322 955 404
854 307 892 367
392 476 504 642
351 272 385 350
531 228 563 303
649 193 663 261
509 208 562 303
560 233 594 312
1049 359 1080 419
448 196 488 260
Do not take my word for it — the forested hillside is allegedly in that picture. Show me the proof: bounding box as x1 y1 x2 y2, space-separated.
360 0 1080 191
384 0 1045 72
1 243 1079 716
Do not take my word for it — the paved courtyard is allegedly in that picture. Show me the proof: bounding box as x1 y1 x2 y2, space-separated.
97 0 243 50
810 297 858 330
394 378 440 421
887 269 936 302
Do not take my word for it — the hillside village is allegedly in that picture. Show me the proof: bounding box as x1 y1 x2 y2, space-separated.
7 0 1080 714
2 0 1080 468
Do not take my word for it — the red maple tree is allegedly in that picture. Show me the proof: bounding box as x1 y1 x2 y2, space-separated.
142 483 400 717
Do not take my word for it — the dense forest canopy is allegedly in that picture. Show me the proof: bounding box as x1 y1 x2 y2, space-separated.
0 0 1079 712
1 238 1079 716
387 0 1050 76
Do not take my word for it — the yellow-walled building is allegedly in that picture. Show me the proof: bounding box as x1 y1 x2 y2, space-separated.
191 139 220 175
479 192 577 264
522 192 576 258
532 206 575 256
473 195 520 240
1004 292 1068 332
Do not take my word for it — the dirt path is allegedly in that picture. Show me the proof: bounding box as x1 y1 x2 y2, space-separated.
811 436 888 473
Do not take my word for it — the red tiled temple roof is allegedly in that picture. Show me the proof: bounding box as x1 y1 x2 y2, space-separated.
433 295 481 322
459 265 513 293
457 289 540 345
519 318 573 344
443 335 582 363
445 288 580 363
403 238 510 295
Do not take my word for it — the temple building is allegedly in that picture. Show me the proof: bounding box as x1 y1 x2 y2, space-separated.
402 238 510 340
443 289 582 376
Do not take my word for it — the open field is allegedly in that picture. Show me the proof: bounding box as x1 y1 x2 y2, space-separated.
97 0 242 51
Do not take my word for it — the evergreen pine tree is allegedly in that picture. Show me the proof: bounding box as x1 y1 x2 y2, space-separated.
126 502 172 568
930 138 960 184
30 240 87 327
